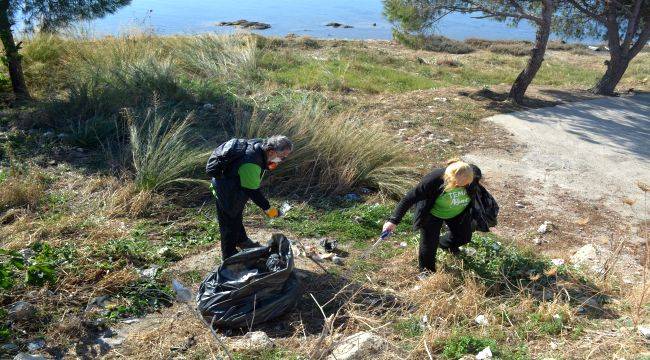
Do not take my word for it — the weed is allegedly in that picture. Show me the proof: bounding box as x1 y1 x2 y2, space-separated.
106 278 173 319
393 31 475 54
441 334 497 359
393 317 423 338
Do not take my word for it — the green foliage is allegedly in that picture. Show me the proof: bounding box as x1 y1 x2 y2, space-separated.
520 312 565 337
126 101 208 191
0 309 10 340
101 233 159 266
269 203 413 244
106 278 173 319
392 31 475 54
442 334 497 359
393 317 423 338
450 234 550 288
0 243 74 289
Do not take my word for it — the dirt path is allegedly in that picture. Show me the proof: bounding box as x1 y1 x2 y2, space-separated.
465 93 649 274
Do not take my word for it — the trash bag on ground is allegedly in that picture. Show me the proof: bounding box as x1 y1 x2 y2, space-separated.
196 233 301 328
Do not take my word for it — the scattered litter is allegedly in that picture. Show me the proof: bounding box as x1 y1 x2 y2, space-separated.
491 242 501 251
157 246 173 257
343 193 362 202
122 318 140 324
353 216 363 223
202 103 215 110
474 314 488 326
532 237 543 245
551 259 565 266
476 346 493 359
537 221 553 234
515 202 525 208
27 340 45 351
413 285 422 291
441 138 453 144
13 353 46 360
138 265 160 279
319 252 334 260
550 341 558 350
332 256 344 265
552 314 561 320
433 97 448 102
463 247 477 256
172 279 193 303
280 202 292 216
399 242 408 248
637 325 650 339
360 187 372 194
319 238 338 252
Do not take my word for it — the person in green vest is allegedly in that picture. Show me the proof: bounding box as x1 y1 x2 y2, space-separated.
208 136 293 259
382 159 481 275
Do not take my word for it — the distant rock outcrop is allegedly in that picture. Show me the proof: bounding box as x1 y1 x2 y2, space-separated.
217 20 271 30
326 22 353 28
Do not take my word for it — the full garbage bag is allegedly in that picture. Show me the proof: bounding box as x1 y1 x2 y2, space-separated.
196 233 300 328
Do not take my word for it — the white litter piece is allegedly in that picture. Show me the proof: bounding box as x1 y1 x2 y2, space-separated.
172 279 193 303
475 314 488 326
476 346 493 359
551 259 565 266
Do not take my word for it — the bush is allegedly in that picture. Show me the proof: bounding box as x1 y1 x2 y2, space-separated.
126 101 208 192
465 38 532 56
442 335 497 359
240 96 419 197
393 30 475 54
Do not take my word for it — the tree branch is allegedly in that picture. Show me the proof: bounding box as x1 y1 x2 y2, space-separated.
567 0 606 23
622 0 644 50
628 23 650 59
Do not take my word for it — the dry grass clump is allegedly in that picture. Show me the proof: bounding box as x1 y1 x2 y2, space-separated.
0 171 48 212
106 182 164 218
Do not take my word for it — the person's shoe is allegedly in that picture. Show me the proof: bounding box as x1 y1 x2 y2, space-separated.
236 238 261 250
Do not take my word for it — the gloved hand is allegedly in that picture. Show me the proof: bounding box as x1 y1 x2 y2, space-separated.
265 207 279 218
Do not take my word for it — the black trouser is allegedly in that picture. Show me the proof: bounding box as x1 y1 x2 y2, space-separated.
419 212 473 272
215 199 248 259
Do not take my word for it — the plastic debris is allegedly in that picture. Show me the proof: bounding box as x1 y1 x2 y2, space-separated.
172 279 193 303
319 238 338 252
476 346 493 360
280 202 292 216
332 256 344 265
538 221 552 234
463 247 477 256
475 314 488 326
551 259 565 266
638 325 650 339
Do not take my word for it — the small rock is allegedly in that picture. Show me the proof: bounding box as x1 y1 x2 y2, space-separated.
230 331 274 352
332 256 344 266
476 346 492 360
14 354 46 360
638 325 650 339
532 237 543 245
327 332 386 360
27 340 45 351
441 138 453 144
326 22 353 28
8 301 37 321
537 221 552 234
474 314 488 326
1 343 19 353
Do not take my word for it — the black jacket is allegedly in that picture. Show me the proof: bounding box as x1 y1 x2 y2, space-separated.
211 140 270 216
389 165 482 229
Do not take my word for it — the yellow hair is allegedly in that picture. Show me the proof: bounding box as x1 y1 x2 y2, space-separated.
443 159 474 191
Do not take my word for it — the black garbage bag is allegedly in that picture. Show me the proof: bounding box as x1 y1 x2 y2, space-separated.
196 233 301 328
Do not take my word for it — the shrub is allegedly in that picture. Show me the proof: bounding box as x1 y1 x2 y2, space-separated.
465 38 533 56
393 30 475 54
442 335 497 359
126 101 208 191
240 96 419 197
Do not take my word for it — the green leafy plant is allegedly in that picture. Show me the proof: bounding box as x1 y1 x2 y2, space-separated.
442 335 497 359
0 249 25 289
106 279 173 319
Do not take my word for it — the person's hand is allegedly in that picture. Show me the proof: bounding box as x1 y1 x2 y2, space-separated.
382 221 397 234
265 207 279 218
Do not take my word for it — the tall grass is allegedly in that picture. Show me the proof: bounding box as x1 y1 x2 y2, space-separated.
239 96 419 197
126 100 208 191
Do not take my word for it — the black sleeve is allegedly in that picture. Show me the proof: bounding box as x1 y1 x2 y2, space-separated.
242 188 270 211
388 169 444 225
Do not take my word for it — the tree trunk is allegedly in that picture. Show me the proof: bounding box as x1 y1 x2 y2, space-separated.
0 0 30 99
590 53 630 95
508 0 553 104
